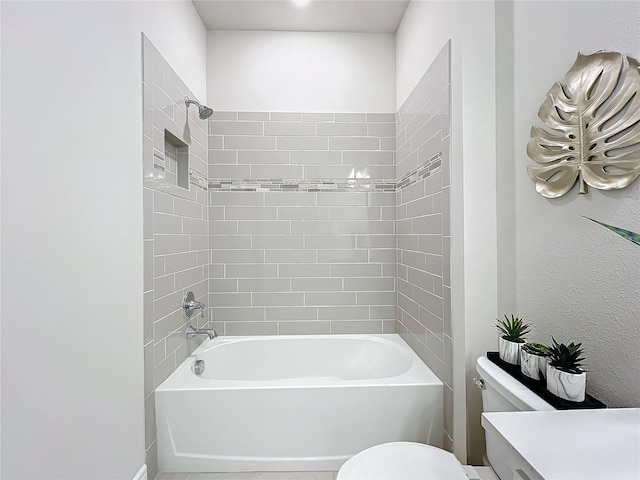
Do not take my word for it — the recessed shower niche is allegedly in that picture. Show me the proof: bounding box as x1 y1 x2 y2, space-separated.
163 130 189 190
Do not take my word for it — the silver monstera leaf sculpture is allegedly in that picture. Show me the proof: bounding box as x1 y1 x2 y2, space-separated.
527 51 640 198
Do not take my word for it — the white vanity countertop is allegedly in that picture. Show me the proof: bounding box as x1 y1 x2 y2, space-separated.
482 408 640 480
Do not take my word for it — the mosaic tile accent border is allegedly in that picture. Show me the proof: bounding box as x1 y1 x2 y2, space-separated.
189 169 208 190
205 152 440 193
396 152 442 190
208 177 396 192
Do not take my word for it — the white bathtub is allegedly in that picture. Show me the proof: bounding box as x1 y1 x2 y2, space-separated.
155 334 443 473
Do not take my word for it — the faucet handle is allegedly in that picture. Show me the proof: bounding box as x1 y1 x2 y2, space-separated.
182 291 204 319
187 300 206 317
186 300 204 310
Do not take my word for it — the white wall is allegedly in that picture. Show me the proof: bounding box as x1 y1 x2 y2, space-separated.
207 30 396 112
0 1 206 478
400 0 640 463
396 0 497 464
505 0 640 408
495 0 516 314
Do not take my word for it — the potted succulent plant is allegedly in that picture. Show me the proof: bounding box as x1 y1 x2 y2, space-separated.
520 342 550 380
546 337 586 402
495 314 531 365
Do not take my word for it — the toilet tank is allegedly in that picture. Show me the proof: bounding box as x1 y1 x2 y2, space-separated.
475 356 555 412
475 356 554 480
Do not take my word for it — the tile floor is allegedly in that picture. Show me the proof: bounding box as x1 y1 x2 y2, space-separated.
155 472 337 480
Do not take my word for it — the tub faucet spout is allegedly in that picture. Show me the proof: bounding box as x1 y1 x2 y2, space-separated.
186 325 217 340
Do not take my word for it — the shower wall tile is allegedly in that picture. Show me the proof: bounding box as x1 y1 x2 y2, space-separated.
238 151 290 164
280 137 329 151
279 321 331 335
290 151 342 164
317 306 368 320
329 137 379 150
216 226 257 240
208 112 396 184
252 164 303 178
279 264 331 277
271 112 302 121
142 35 210 477
226 321 279 336
304 235 355 249
316 122 367 137
210 112 237 121
208 111 396 336
303 113 335 122
225 136 276 151
396 41 452 451
366 113 395 122
238 112 270 121
264 121 316 136
252 235 304 249
265 306 318 320
331 320 385 334
368 122 396 137
210 307 264 321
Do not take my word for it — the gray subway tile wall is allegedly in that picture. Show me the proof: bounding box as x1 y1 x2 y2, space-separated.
208 112 397 336
203 72 455 439
142 35 211 480
395 41 453 450
208 112 395 184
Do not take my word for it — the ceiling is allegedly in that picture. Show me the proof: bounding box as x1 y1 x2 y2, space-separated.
192 0 410 34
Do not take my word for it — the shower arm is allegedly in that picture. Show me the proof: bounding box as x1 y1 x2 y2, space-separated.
184 96 214 120
184 96 202 108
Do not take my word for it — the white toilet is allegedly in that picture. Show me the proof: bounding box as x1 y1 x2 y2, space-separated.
336 356 555 480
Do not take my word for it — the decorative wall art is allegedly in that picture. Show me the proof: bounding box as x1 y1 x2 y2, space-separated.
527 51 640 198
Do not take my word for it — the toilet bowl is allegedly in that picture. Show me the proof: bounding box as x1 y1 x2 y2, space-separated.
336 442 467 480
336 356 554 480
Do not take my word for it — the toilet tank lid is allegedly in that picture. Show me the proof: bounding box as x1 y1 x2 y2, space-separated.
476 356 555 411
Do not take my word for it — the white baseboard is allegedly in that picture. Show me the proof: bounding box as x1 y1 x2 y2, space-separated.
132 464 147 480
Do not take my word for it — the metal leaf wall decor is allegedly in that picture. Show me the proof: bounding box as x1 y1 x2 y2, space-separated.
527 51 640 198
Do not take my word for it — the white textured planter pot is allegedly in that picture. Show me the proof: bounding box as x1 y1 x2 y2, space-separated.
546 364 586 402
499 337 523 365
520 351 549 380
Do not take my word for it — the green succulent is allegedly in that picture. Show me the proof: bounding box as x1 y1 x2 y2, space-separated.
522 342 550 356
548 337 585 374
495 314 531 343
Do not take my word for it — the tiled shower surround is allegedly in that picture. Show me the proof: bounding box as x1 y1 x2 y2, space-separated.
142 37 453 477
205 44 452 444
207 112 398 335
142 35 211 480
395 43 452 448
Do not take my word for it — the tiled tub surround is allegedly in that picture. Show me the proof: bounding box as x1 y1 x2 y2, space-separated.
209 190 397 335
208 113 398 336
144 48 453 475
142 35 210 480
395 43 453 449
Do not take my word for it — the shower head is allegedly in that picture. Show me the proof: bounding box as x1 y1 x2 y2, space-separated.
199 105 214 120
184 96 213 120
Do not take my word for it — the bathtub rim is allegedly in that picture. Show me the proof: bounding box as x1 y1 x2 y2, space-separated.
156 333 443 391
